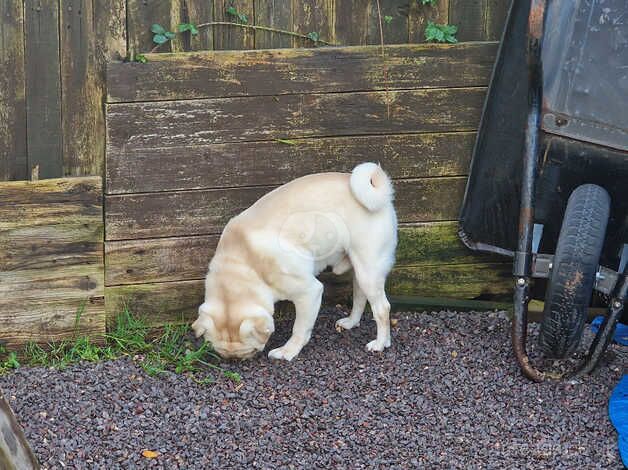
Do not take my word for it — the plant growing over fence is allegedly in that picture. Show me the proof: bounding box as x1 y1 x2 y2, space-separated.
130 4 458 60
424 21 458 43
141 6 332 58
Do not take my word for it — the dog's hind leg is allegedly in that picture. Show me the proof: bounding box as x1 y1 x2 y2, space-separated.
268 278 323 361
351 258 391 352
335 275 366 331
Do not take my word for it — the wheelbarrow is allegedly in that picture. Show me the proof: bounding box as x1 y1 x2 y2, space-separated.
459 0 628 381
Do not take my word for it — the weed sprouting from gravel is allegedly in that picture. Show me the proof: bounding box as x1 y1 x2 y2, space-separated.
0 309 239 384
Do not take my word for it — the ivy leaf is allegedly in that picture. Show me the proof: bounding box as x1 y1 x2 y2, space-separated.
384 15 393 24
226 6 238 16
307 31 320 42
150 23 166 35
153 34 169 45
164 31 176 39
238 13 248 24
135 54 147 63
179 22 200 35
421 0 438 4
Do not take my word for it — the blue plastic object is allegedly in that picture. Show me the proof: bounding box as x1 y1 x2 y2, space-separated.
590 316 628 346
609 375 628 467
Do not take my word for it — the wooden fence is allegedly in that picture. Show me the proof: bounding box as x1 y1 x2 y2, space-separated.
103 42 513 325
0 178 104 348
0 2 512 344
0 0 509 183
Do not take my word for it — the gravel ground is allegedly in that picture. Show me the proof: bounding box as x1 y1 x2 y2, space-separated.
1 309 626 469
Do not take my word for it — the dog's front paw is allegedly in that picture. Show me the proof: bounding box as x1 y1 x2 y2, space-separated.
365 339 388 352
268 346 298 361
335 317 359 332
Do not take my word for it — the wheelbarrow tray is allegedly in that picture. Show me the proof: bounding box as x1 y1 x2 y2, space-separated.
459 0 628 266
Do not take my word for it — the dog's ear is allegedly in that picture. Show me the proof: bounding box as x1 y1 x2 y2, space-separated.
240 311 274 344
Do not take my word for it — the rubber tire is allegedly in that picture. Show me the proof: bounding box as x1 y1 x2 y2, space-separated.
538 184 611 358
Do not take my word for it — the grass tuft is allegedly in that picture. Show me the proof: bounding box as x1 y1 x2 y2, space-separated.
0 309 239 385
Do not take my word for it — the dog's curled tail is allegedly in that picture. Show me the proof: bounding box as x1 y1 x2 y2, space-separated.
350 162 394 212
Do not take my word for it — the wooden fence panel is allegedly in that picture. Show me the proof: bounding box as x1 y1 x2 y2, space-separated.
0 1 27 182
292 0 335 47
106 88 485 151
106 43 497 102
367 0 410 45
213 0 255 50
24 0 62 179
106 132 476 194
105 177 467 241
104 262 513 326
449 0 486 42
255 0 293 48
103 42 507 323
60 0 126 177
105 222 501 286
0 177 104 347
485 0 510 40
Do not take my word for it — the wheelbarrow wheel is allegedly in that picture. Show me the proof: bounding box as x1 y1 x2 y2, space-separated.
538 184 611 358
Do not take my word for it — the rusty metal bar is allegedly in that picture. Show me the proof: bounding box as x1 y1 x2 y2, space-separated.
512 0 550 382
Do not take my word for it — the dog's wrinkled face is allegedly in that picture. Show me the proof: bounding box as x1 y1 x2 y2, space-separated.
192 302 274 359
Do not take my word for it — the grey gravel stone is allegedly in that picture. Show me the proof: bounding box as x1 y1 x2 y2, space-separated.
0 309 625 469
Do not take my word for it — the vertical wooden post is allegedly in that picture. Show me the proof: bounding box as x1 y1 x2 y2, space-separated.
60 0 126 177
0 1 27 181
24 0 63 179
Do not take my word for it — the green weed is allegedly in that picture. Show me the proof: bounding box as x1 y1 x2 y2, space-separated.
0 309 239 386
424 21 458 43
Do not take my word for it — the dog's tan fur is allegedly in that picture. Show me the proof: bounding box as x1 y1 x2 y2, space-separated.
192 163 397 360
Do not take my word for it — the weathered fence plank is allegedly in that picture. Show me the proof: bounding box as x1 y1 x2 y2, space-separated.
485 0 510 41
255 0 293 48
60 0 126 177
106 42 497 102
181 1 214 51
213 0 255 50
24 0 62 179
292 0 335 47
367 0 410 45
389 262 512 298
106 132 476 194
106 87 485 152
105 222 501 286
334 0 369 45
0 1 27 181
104 262 512 325
105 177 466 241
449 0 487 42
0 177 104 348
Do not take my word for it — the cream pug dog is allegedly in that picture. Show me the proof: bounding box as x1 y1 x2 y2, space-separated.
191 162 397 361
